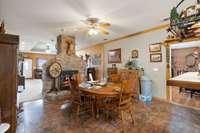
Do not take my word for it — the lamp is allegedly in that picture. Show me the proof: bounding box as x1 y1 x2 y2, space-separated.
0 123 10 133
88 28 98 36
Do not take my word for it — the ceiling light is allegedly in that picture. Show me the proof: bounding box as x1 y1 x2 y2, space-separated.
88 28 98 36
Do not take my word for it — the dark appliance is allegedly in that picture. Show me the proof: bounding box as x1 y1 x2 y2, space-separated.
87 68 96 81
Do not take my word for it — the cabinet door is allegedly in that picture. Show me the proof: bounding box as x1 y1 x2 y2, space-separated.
0 43 17 133
128 71 139 95
120 70 139 96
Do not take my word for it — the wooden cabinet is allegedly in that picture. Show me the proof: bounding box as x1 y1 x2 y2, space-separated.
34 69 43 79
18 75 25 90
107 67 118 82
0 107 2 123
0 33 19 133
119 69 142 98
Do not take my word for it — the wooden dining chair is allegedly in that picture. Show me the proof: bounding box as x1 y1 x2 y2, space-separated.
109 74 121 83
70 80 94 116
103 80 134 133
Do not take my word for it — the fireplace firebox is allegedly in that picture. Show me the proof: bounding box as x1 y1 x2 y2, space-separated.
60 70 78 90
42 35 86 101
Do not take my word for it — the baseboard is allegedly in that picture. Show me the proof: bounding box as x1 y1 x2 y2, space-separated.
170 101 200 111
153 96 200 111
153 96 168 102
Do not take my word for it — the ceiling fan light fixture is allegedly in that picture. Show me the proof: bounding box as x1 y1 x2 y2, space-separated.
88 28 98 36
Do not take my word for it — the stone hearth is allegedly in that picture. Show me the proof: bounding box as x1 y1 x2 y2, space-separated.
42 35 86 100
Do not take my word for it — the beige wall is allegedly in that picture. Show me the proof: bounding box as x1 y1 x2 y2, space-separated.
77 29 170 99
76 44 104 80
104 29 167 99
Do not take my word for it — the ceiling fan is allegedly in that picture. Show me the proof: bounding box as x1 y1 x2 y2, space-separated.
81 17 111 36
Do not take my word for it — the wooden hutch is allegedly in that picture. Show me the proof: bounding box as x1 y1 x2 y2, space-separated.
0 33 19 133
107 68 143 97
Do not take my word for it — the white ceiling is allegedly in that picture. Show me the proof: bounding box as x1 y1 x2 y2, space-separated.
0 0 197 53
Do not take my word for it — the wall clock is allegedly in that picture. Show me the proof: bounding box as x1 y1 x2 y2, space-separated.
48 62 62 78
185 54 196 67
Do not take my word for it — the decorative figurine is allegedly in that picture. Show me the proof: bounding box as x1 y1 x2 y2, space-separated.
0 21 6 34
164 0 200 39
198 63 200 76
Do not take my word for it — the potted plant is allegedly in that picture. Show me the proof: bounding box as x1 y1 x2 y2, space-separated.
125 60 135 70
125 60 144 70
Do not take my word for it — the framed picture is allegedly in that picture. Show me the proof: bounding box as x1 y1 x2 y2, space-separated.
149 43 161 52
91 54 101 66
150 53 162 62
108 48 121 63
131 49 138 58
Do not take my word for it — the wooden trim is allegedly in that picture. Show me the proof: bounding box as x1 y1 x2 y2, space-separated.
165 45 171 101
23 52 56 56
79 23 169 50
101 23 169 46
0 33 19 45
163 36 200 46
167 80 200 90
166 64 171 101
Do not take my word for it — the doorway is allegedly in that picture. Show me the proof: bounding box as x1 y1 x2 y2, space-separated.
23 58 33 79
17 57 43 103
169 41 200 109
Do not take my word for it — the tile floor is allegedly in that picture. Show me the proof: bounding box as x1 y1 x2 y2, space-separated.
17 98 200 133
171 87 200 109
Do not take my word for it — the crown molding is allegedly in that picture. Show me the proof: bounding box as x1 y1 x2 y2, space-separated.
78 23 169 50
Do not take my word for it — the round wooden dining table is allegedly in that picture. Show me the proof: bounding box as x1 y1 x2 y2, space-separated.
79 83 121 118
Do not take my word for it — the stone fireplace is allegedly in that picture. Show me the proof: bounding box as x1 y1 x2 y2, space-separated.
60 70 78 90
42 35 86 100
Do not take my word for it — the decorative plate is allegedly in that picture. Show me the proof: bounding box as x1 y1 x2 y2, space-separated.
185 54 196 67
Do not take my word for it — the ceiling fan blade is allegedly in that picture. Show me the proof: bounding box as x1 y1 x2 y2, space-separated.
100 30 110 35
161 17 170 22
98 23 111 28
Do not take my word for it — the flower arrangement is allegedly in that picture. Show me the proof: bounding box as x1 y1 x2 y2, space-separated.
125 60 143 70
125 60 135 69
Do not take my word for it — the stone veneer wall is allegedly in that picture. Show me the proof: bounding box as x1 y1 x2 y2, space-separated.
42 35 86 99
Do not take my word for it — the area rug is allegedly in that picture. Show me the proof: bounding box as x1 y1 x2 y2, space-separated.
17 79 43 103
